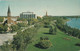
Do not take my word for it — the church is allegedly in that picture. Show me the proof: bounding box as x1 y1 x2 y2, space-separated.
3 6 19 26
1 6 19 32
0 6 28 32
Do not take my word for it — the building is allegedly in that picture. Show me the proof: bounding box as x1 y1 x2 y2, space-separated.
0 6 18 25
6 6 18 26
46 11 48 16
20 12 37 19
0 6 19 31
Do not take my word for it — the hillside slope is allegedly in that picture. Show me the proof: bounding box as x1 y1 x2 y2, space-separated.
27 27 80 51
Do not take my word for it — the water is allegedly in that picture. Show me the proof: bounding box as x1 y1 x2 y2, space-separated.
67 18 80 29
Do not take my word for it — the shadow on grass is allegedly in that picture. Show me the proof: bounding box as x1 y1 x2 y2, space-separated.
75 43 80 47
44 33 56 35
34 44 47 49
44 33 50 34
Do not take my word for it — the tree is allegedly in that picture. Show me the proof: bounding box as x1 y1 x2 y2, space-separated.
54 26 57 35
17 18 26 21
0 41 13 51
28 19 39 25
0 24 8 33
49 26 54 34
17 23 27 27
12 27 37 51
39 40 52 49
0 17 4 22
37 36 52 49
11 25 20 32
37 16 42 21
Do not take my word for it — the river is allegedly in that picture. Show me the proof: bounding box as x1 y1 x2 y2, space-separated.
67 18 80 29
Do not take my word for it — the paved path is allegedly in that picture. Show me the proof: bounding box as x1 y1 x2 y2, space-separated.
21 25 34 32
0 32 17 45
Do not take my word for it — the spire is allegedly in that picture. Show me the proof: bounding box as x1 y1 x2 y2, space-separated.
46 11 48 16
8 6 10 13
7 6 11 17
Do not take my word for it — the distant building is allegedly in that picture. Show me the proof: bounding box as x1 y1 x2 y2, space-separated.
0 6 20 31
20 12 37 19
0 6 18 26
0 6 19 23
46 11 48 16
6 6 18 26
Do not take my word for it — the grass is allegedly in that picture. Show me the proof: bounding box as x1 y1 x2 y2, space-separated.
27 27 80 51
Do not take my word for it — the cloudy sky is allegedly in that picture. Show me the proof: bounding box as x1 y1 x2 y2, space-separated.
0 0 80 16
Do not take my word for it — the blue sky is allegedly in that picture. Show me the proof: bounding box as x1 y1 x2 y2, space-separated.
0 0 80 16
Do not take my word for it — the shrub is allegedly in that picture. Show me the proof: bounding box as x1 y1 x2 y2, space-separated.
17 23 27 27
39 40 52 49
36 37 52 49
0 24 8 33
49 26 54 34
0 17 4 22
11 25 20 32
40 37 49 40
44 25 51 28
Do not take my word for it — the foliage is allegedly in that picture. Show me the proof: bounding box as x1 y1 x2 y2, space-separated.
37 37 52 49
28 27 80 51
0 27 38 51
53 26 57 35
17 23 28 27
11 25 20 32
56 17 80 38
0 41 13 51
37 16 42 21
28 19 39 25
0 16 80 51
0 24 8 33
12 27 37 51
40 36 49 40
38 40 52 49
34 23 42 29
0 17 4 22
49 25 57 35
42 16 80 38
49 26 54 34
17 18 26 21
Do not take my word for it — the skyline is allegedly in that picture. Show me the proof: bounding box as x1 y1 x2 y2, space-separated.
0 0 80 16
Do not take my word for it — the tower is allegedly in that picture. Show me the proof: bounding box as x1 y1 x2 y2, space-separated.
7 6 11 17
7 6 12 32
46 11 48 16
7 6 11 25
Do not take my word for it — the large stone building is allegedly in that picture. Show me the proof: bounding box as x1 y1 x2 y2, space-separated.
20 12 37 19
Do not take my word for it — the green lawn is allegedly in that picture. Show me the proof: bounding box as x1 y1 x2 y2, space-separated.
27 27 80 51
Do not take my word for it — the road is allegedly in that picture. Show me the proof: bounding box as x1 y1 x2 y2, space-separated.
0 32 17 45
